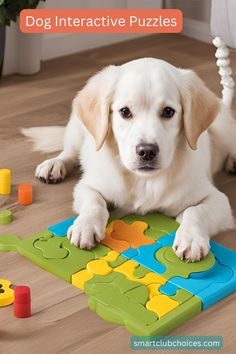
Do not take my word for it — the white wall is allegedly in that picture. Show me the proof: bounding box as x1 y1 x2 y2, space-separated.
4 0 163 74
41 0 163 60
3 0 212 75
167 0 211 22
166 0 212 43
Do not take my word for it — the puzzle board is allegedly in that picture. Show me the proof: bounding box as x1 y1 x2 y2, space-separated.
1 213 236 336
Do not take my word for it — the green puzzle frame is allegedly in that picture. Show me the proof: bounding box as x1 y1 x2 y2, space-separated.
0 213 233 336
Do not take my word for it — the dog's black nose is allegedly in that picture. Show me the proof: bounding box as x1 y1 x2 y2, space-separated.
136 143 159 161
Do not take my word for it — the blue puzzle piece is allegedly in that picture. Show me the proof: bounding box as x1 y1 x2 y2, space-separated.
121 247 138 259
131 242 166 274
210 240 236 270
48 217 77 237
159 282 179 296
167 241 236 309
157 232 176 247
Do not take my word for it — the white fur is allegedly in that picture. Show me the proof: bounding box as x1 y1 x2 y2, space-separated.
21 126 65 153
23 57 236 262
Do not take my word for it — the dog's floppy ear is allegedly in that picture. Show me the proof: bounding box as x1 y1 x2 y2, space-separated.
74 65 119 150
180 69 220 150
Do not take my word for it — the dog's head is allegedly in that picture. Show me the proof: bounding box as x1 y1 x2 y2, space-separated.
75 58 220 175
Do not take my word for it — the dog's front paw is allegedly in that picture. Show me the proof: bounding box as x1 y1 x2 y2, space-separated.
173 226 210 262
67 216 105 249
35 158 67 184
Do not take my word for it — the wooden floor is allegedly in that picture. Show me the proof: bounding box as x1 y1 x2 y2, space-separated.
0 34 236 354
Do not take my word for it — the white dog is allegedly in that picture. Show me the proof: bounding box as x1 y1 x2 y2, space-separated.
23 39 236 262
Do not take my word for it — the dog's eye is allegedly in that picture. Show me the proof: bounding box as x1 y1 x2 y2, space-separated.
119 107 133 119
161 107 175 119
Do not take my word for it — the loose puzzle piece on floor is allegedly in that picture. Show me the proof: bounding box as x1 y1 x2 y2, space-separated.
1 212 236 336
0 279 14 307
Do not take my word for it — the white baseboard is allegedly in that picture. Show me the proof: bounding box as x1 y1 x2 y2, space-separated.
182 18 212 44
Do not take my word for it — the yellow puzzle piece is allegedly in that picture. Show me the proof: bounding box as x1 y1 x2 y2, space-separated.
72 248 180 318
72 251 119 289
0 279 14 307
113 259 180 317
146 294 179 318
114 260 166 286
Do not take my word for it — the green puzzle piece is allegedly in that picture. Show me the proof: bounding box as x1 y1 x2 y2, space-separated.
133 265 151 278
121 213 179 240
85 273 158 327
0 212 210 337
169 289 193 304
142 296 202 336
85 272 141 295
115 274 145 294
125 285 150 306
157 246 215 280
0 234 21 251
85 272 202 336
0 232 111 282
108 254 127 268
34 236 68 259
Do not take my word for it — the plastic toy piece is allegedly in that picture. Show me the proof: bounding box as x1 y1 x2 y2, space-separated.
34 236 69 259
0 210 12 225
110 220 154 248
210 240 236 273
125 285 150 306
145 230 176 243
85 273 158 328
101 222 130 252
102 250 120 262
18 184 33 205
14 285 31 318
121 213 179 240
146 293 179 318
156 246 215 281
157 233 176 247
133 264 151 278
48 217 77 237
167 241 236 309
113 220 154 247
105 252 127 268
125 242 166 274
144 296 201 336
0 279 14 307
2 212 236 336
121 247 138 259
88 259 112 275
114 260 166 287
85 272 202 336
113 260 187 317
147 282 193 305
168 288 193 304
159 282 179 296
0 232 110 282
0 169 11 195
72 251 127 289
72 259 112 290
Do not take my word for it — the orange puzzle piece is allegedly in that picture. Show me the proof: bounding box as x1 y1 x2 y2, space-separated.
101 220 155 252
101 222 130 252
